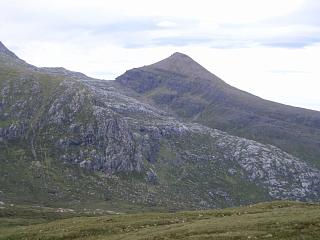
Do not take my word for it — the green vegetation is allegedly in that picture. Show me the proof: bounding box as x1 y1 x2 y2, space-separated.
1 201 320 239
0 119 13 128
0 144 170 213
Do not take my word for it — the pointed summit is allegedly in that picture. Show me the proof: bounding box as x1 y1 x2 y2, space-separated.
168 52 192 60
147 52 215 80
0 41 19 59
0 41 7 50
0 41 29 67
0 41 6 49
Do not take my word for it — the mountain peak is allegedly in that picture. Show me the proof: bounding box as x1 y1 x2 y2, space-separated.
147 52 215 80
0 41 20 59
0 41 10 53
0 41 5 49
170 52 191 58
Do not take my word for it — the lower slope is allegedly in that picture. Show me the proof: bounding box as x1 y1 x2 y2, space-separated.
1 201 320 240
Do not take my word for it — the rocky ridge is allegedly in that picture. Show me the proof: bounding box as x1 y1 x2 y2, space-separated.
1 42 320 209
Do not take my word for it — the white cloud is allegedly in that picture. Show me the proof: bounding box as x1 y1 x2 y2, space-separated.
156 21 178 28
0 0 319 111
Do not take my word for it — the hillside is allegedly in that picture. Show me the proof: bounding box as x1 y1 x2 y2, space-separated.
1 41 320 212
116 52 320 167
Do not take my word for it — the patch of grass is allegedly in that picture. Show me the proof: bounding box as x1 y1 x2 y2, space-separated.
1 201 320 239
0 120 13 128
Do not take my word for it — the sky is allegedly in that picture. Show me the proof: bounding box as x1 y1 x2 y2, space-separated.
0 0 320 111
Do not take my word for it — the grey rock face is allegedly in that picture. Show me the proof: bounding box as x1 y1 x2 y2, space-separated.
49 85 144 173
47 80 87 125
146 168 158 184
187 124 320 201
59 117 144 173
0 123 28 140
98 117 143 173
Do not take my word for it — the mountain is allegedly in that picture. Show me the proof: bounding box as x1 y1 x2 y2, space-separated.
1 42 320 212
116 52 320 168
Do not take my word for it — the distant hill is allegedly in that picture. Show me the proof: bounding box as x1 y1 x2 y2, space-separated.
117 52 320 167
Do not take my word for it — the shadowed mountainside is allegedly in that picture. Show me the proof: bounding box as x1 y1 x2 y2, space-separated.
116 52 320 167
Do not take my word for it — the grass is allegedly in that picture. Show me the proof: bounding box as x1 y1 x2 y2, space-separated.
0 201 320 239
0 119 13 128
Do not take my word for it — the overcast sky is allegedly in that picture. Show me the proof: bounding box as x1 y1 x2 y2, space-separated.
1 0 319 111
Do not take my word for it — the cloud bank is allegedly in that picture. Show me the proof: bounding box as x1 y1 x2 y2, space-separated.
0 0 319 110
